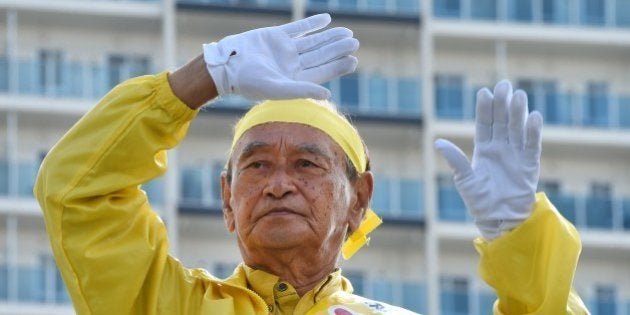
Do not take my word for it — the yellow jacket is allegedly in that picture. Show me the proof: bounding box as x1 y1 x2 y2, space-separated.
34 72 588 314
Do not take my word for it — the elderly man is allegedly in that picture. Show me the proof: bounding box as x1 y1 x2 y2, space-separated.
35 14 588 314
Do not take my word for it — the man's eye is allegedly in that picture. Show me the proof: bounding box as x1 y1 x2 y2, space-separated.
247 161 264 169
298 159 316 168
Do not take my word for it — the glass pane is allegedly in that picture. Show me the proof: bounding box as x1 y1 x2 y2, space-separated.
548 193 577 225
397 78 420 115
338 0 358 11
595 286 617 315
181 167 203 203
400 179 422 218
507 0 533 22
543 0 569 24
345 271 365 296
18 162 37 198
438 177 467 222
143 177 164 205
472 0 497 20
0 56 8 92
586 196 613 229
440 277 469 315
395 0 418 14
402 282 425 313
0 264 6 300
340 73 359 111
624 199 630 230
371 278 394 303
478 292 496 314
18 265 44 302
434 0 461 18
307 0 329 10
366 0 386 12
581 0 605 25
617 0 630 27
435 75 464 119
583 83 609 127
368 75 389 113
618 97 630 128
0 160 8 196
372 177 391 216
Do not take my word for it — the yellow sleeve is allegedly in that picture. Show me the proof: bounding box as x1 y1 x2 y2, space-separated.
474 193 590 315
34 72 202 314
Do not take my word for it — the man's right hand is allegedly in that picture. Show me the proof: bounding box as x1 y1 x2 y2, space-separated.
203 13 359 101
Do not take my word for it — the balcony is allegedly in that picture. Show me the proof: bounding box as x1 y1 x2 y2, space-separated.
434 0 630 29
437 180 630 233
202 73 423 123
0 54 152 104
372 177 424 223
434 81 630 130
177 0 419 18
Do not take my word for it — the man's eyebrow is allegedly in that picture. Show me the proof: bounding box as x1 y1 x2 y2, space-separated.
237 141 271 161
297 143 332 162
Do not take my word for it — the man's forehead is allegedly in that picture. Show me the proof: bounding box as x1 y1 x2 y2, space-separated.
232 122 342 157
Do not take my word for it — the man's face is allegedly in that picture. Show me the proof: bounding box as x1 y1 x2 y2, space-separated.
221 122 371 261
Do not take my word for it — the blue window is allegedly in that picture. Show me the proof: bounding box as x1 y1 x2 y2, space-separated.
619 96 630 128
581 0 605 26
617 0 630 27
107 54 150 89
435 75 464 119
39 49 64 97
340 73 359 111
400 179 422 218
0 55 8 92
181 167 203 204
441 277 469 315
507 0 533 22
595 285 617 315
18 265 45 302
209 162 224 206
402 282 425 313
472 0 497 20
18 59 38 95
586 183 613 229
368 75 389 113
0 264 6 300
438 175 467 222
397 78 420 115
371 278 394 304
143 177 164 206
338 0 358 11
478 292 496 314
434 0 461 18
372 177 392 216
623 198 630 230
366 0 387 12
0 160 8 196
307 0 329 10
543 0 569 24
18 162 37 198
213 262 238 279
344 271 365 296
395 0 419 14
583 82 609 127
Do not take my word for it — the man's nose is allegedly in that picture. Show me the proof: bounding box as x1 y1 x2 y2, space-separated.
262 167 297 199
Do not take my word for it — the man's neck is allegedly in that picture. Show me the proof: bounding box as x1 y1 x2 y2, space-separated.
242 247 339 296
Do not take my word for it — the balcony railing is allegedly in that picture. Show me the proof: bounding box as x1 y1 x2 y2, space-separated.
437 181 630 232
0 55 151 101
434 0 630 29
435 83 630 130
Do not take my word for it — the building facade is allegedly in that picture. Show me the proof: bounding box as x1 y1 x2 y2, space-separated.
0 0 629 314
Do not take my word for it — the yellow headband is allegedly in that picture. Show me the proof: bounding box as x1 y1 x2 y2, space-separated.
231 99 382 259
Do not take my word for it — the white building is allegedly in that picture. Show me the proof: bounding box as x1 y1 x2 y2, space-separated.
0 0 629 314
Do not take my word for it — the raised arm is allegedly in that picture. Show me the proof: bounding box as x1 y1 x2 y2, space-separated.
435 81 589 314
35 14 359 314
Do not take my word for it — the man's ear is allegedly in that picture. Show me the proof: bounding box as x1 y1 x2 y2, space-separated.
348 171 374 233
221 171 236 233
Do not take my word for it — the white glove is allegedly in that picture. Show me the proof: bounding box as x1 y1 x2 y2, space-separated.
203 13 359 101
434 80 543 240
